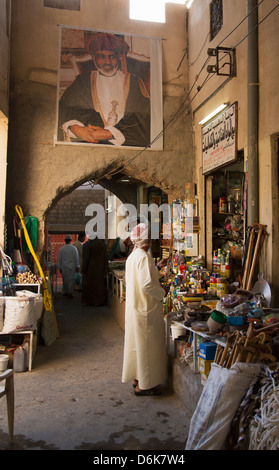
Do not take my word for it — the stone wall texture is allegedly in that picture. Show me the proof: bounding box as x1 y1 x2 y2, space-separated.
6 0 194 256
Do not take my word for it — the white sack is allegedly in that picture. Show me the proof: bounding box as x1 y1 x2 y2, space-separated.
186 362 261 450
16 290 43 320
2 296 37 333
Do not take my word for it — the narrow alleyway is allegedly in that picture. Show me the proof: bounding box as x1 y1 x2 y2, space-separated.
0 290 191 452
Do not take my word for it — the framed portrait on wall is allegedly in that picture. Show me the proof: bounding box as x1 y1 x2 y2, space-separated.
55 25 163 150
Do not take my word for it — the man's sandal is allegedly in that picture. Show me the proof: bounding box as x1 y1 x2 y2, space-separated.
134 386 161 396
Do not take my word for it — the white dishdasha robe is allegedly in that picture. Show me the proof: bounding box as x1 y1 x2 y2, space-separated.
122 248 168 390
57 244 79 294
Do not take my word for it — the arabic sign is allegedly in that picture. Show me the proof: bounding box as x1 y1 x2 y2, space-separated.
202 102 237 174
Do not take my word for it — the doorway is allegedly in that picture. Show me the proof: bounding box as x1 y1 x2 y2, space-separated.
205 152 245 281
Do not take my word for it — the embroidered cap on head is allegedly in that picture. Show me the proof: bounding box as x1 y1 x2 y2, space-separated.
86 33 129 56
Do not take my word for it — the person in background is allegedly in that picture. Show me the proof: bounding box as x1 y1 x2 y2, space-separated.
108 236 132 260
122 223 168 396
57 235 80 299
82 234 108 306
73 233 86 291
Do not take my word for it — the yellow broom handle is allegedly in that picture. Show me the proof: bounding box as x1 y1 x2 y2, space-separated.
15 205 53 312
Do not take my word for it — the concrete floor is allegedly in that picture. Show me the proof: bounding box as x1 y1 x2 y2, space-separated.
0 291 192 453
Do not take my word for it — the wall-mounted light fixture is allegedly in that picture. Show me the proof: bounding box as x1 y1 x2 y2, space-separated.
198 103 229 125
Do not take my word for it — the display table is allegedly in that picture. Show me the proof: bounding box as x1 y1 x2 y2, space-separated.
109 270 126 330
171 321 226 372
0 330 36 371
14 283 41 294
0 284 43 371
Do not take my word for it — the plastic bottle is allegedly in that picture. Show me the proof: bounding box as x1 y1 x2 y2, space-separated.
13 346 26 372
167 292 173 313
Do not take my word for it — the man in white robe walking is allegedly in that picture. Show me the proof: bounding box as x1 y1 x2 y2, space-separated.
58 235 80 298
122 223 168 396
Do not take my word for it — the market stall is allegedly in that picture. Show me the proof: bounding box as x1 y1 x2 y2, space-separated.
158 189 279 450
164 251 279 449
0 205 59 372
108 259 126 330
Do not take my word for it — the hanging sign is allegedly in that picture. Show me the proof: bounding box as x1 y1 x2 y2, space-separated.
202 102 237 174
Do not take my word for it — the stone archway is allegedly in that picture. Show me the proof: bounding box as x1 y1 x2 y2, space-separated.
42 170 150 263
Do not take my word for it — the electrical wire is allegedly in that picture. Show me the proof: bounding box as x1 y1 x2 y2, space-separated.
189 32 210 67
217 0 266 49
105 0 279 179
216 0 279 67
15 205 53 312
107 67 212 178
0 245 13 276
106 58 210 177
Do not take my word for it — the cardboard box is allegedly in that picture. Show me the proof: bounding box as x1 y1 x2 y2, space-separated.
230 245 242 261
199 342 217 360
199 358 213 374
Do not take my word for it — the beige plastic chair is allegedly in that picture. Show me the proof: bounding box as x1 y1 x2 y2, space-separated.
0 369 14 445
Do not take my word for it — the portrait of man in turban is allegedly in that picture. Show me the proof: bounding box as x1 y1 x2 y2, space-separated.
57 29 151 148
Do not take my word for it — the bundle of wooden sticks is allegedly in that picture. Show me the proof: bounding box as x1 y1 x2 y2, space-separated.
241 223 267 291
214 323 276 368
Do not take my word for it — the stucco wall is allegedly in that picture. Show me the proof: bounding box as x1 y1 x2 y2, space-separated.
6 0 194 256
187 0 279 288
0 0 10 251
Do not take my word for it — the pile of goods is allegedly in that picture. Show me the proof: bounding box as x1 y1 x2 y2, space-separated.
230 363 279 450
15 269 41 284
168 284 279 383
214 323 276 368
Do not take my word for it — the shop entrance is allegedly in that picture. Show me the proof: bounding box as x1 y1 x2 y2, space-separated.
205 152 245 282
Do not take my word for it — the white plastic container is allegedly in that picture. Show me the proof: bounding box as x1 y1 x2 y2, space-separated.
0 354 9 372
171 324 185 339
13 346 26 372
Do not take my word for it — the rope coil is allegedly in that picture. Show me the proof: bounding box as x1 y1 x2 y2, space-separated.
249 367 279 450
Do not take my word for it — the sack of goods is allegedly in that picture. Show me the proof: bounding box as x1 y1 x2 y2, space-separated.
1 291 43 334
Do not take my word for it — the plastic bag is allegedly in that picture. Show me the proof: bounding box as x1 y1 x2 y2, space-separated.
185 362 261 450
21 216 38 253
74 272 81 285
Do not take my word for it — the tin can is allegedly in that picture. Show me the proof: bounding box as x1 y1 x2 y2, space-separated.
217 278 228 298
209 274 217 292
219 197 226 213
225 264 231 278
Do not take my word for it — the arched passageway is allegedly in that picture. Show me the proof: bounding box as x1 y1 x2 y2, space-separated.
44 171 168 290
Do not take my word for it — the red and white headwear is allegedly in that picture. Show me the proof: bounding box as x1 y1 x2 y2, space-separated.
86 32 129 74
130 223 150 249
